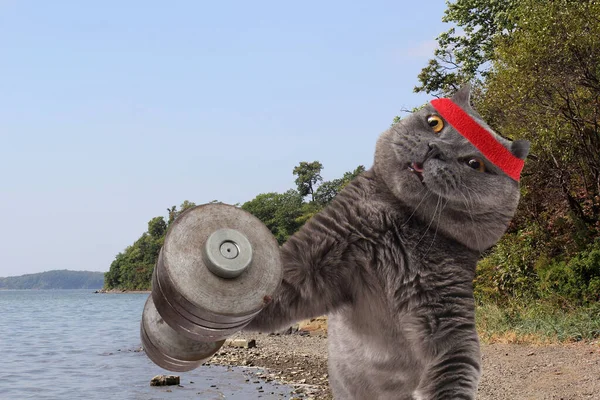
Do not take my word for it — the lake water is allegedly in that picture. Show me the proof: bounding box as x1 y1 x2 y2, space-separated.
0 290 294 399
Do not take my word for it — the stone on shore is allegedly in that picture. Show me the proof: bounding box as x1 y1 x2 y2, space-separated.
225 338 257 348
298 317 328 335
150 375 180 386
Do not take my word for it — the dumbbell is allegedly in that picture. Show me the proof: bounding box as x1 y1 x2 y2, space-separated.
141 203 282 372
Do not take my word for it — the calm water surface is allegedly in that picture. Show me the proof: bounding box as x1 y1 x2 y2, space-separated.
0 290 293 400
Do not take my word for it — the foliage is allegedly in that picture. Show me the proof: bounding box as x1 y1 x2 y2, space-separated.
104 201 197 290
415 0 518 96
0 270 105 290
105 163 365 290
167 200 197 225
476 232 600 306
474 228 540 304
241 190 304 244
537 240 600 306
292 161 323 202
411 0 600 340
242 162 365 244
104 231 163 291
148 216 167 238
314 166 365 207
478 0 600 244
472 0 600 322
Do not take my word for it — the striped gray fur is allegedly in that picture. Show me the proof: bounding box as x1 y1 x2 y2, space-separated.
246 85 529 399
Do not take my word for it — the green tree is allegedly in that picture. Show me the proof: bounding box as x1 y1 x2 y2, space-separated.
167 200 197 225
105 164 368 290
478 0 600 248
148 216 167 238
313 179 342 206
415 0 518 96
274 189 305 242
241 192 280 227
105 214 169 290
293 161 323 202
167 205 177 225
242 190 304 244
314 165 366 206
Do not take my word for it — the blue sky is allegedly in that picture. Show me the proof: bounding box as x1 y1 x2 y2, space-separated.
0 1 451 277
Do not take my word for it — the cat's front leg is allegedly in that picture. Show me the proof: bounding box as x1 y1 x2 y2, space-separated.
245 209 357 333
411 307 481 400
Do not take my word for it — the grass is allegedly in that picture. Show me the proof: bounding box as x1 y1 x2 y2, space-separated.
476 300 600 344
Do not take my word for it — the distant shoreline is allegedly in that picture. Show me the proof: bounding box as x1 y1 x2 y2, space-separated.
0 270 105 290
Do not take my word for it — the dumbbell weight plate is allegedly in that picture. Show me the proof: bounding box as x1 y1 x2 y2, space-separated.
153 203 282 341
152 253 255 341
140 295 224 372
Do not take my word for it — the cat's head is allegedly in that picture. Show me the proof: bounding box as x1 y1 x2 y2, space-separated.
374 85 530 252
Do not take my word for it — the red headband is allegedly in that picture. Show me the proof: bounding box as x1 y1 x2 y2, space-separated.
430 98 524 181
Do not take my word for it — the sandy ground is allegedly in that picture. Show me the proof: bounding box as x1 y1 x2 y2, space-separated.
209 332 600 399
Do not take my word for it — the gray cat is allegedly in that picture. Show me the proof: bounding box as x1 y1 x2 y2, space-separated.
246 85 530 399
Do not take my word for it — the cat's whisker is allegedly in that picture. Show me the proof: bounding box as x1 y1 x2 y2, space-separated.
401 188 430 228
422 196 450 257
460 184 483 255
464 185 483 204
414 193 442 250
442 177 451 197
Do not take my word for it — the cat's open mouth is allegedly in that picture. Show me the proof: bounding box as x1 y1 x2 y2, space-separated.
408 162 425 183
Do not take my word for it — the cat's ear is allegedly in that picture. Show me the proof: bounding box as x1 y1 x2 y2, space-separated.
510 140 530 160
451 83 472 107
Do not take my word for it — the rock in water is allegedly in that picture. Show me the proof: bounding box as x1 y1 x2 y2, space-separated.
150 375 180 386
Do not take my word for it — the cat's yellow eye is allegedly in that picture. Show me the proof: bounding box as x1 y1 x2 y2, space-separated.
427 115 444 133
467 158 486 172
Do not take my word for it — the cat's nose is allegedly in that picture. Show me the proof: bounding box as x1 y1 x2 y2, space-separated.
427 142 446 161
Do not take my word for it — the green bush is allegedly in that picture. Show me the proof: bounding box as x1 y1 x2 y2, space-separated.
537 239 600 305
474 228 540 304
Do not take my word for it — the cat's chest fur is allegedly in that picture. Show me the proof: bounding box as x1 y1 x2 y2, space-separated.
320 173 480 398
335 171 479 309
334 205 478 339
